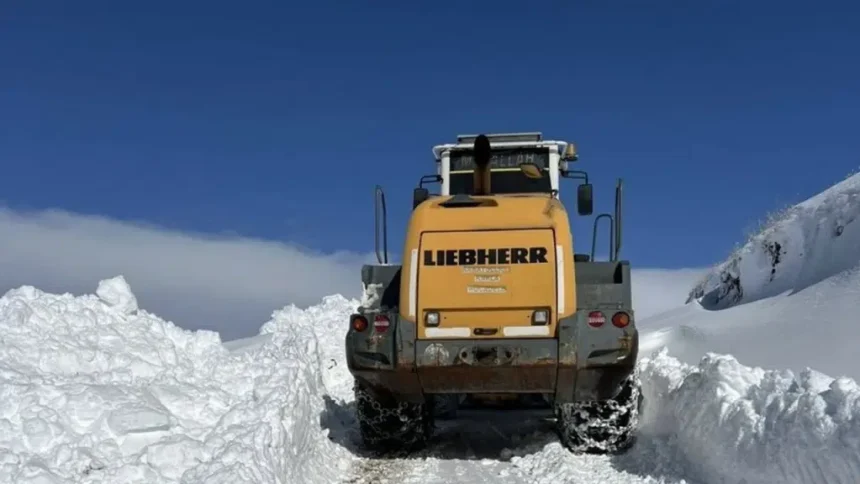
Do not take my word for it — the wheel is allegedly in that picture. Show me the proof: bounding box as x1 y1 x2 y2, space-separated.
354 378 434 452
554 372 642 454
432 394 461 420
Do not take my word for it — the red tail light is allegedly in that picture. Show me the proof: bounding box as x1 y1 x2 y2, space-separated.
587 311 605 328
352 315 368 332
612 311 630 328
373 314 390 333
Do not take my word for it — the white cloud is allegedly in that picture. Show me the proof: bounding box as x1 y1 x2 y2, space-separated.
631 268 707 320
0 207 703 341
0 207 374 340
584 254 706 319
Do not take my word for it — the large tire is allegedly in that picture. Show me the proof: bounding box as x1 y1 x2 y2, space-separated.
555 373 642 454
432 394 461 419
354 379 434 452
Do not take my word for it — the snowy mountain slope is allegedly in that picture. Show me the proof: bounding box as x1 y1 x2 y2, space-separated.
687 171 860 311
631 171 860 484
640 172 860 380
640 266 860 381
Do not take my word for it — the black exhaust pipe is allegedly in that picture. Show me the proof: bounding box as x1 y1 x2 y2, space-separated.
472 134 491 195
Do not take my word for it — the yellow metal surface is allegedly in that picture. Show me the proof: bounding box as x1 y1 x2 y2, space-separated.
399 193 577 336
418 229 555 338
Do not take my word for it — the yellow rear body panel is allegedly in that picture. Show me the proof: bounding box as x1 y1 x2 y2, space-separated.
418 229 556 338
399 194 577 337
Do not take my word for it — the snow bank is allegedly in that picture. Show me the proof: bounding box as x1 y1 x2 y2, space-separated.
687 172 860 310
259 294 358 405
639 349 860 484
0 276 358 483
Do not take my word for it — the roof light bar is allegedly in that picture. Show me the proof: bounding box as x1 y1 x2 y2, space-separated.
456 132 542 144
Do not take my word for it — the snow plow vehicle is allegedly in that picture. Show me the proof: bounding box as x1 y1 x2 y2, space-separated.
345 132 641 454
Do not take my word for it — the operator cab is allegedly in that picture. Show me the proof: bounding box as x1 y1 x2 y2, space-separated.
434 132 563 196
405 132 607 264
446 142 553 195
415 132 590 211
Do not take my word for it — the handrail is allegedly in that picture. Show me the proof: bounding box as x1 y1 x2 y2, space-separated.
374 185 388 264
590 213 615 262
614 178 623 260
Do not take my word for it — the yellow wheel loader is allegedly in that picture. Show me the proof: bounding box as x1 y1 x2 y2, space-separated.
346 132 641 454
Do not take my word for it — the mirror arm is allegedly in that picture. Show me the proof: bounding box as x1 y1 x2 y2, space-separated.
562 169 589 184
419 174 442 188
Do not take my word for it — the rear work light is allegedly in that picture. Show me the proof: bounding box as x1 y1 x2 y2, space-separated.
611 311 631 328
532 309 549 325
587 311 605 328
373 314 390 333
425 311 440 327
351 315 368 332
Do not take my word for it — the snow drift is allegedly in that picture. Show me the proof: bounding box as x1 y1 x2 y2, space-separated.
638 350 860 484
0 275 357 483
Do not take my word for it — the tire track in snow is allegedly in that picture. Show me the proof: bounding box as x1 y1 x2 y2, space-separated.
338 412 686 484
344 458 416 484
340 416 533 484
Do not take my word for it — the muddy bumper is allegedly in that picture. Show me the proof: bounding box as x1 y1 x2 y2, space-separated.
347 312 638 404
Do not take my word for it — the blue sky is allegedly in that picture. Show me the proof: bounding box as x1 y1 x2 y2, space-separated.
2 0 859 270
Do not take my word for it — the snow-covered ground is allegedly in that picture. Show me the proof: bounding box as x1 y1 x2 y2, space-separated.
1 172 859 483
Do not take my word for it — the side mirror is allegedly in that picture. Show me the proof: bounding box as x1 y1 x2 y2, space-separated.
577 183 593 216
519 162 544 179
413 187 430 209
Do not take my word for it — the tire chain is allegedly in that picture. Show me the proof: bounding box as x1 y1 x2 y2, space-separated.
555 373 642 453
354 382 433 449
353 373 642 453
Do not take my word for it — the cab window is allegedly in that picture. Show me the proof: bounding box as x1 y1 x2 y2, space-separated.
448 169 551 195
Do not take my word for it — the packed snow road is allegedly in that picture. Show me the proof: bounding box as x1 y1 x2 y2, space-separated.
333 411 688 484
